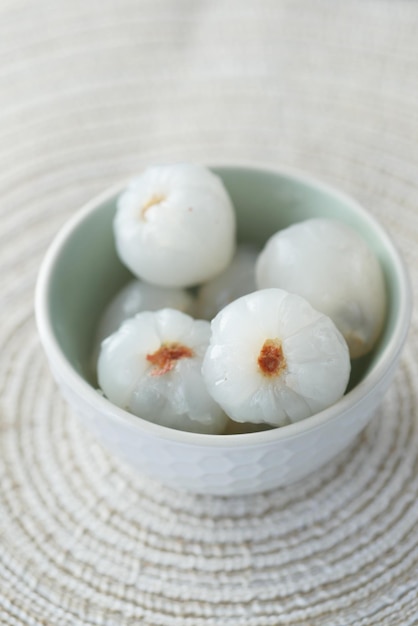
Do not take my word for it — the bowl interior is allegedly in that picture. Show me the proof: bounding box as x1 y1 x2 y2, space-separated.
46 165 401 400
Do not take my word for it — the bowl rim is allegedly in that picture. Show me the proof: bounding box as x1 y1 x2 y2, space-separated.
35 161 413 448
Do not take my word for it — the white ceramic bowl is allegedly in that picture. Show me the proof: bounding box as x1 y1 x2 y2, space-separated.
35 165 412 495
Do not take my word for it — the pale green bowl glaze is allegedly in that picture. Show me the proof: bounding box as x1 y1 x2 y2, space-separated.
35 164 412 494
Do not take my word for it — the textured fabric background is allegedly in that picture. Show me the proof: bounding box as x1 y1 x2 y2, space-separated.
1 1 417 624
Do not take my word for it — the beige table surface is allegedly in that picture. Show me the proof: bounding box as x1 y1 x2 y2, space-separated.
1 1 418 624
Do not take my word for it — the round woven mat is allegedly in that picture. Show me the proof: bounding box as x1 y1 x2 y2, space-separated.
1 2 418 624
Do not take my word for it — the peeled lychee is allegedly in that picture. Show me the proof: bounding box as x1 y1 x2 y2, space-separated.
256 218 386 358
113 163 236 287
97 308 227 434
202 288 351 427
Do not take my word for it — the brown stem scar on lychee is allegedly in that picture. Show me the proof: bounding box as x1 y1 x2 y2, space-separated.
258 338 287 377
146 342 194 376
141 194 165 219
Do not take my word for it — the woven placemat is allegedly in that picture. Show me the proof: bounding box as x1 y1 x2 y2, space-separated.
1 2 418 624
